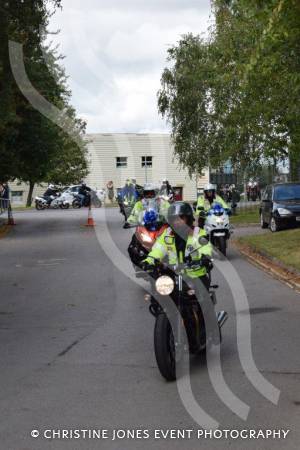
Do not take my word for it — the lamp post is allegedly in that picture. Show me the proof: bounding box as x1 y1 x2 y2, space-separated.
145 159 148 183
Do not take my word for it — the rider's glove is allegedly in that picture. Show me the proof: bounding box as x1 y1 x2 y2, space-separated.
141 261 152 272
201 255 213 270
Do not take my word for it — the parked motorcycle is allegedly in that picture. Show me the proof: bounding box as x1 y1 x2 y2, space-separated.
203 204 232 256
128 209 167 277
140 253 227 381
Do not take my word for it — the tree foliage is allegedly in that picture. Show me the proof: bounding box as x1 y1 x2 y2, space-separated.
0 0 88 204
158 0 300 180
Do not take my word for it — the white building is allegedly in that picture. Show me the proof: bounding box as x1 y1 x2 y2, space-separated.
86 133 209 201
9 133 209 205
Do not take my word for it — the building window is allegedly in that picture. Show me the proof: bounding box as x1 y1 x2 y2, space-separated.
11 191 23 204
116 157 127 168
141 156 152 168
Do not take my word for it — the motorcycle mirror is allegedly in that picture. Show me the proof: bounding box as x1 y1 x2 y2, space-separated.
164 236 175 245
198 237 209 246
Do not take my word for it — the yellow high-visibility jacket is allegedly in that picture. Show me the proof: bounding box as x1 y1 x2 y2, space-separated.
195 195 228 215
144 226 212 278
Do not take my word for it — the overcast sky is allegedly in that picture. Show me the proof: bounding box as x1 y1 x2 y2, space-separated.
49 0 212 133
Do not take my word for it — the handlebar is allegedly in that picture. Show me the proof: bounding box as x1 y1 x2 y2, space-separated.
143 255 212 274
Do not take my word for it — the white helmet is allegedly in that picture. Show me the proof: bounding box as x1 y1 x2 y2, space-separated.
143 183 156 199
48 184 55 190
204 183 216 192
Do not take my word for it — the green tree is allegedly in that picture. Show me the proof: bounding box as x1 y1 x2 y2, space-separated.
158 0 300 181
0 0 89 204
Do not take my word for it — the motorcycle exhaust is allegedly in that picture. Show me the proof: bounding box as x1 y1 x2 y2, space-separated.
217 310 228 328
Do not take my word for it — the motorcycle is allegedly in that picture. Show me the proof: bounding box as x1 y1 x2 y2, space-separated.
72 191 102 209
55 191 73 209
35 194 61 210
35 191 73 210
128 209 168 277
140 252 228 381
204 204 232 256
120 199 134 220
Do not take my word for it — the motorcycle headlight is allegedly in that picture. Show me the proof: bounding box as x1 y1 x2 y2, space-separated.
216 218 224 224
141 233 153 244
155 276 174 296
277 208 292 216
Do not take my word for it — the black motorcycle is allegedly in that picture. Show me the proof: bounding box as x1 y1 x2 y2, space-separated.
140 249 228 381
72 191 102 209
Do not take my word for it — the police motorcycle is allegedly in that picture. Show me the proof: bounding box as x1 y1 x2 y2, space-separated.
35 192 72 210
128 208 168 278
52 190 74 209
118 182 138 220
203 204 232 257
35 192 61 210
140 246 228 381
121 198 135 221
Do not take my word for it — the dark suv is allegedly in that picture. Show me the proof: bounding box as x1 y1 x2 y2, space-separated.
260 183 300 232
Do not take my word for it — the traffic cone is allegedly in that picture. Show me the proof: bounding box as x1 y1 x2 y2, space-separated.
7 203 16 226
85 203 95 227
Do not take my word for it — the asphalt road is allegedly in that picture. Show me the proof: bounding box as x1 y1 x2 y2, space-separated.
0 208 299 450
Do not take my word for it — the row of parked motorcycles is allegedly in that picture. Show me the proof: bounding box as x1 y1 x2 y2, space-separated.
35 187 102 210
124 198 231 381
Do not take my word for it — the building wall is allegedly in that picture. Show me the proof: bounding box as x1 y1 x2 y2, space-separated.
8 181 46 206
86 133 209 201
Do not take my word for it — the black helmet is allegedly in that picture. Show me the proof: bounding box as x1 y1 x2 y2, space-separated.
167 202 194 228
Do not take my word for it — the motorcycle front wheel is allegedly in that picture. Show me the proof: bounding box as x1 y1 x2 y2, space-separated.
72 200 81 209
217 236 227 256
154 313 177 381
60 203 70 209
92 198 102 208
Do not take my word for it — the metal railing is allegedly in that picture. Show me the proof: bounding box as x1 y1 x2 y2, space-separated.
0 197 10 215
0 197 14 226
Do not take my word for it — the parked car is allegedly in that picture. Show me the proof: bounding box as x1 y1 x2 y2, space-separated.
260 183 300 232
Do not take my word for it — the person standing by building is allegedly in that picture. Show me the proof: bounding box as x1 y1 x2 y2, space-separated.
106 181 114 203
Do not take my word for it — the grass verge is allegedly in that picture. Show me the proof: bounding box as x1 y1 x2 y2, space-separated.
231 207 260 225
236 228 300 273
12 206 34 211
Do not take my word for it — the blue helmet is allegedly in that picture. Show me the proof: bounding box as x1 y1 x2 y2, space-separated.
212 203 224 216
144 209 158 225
